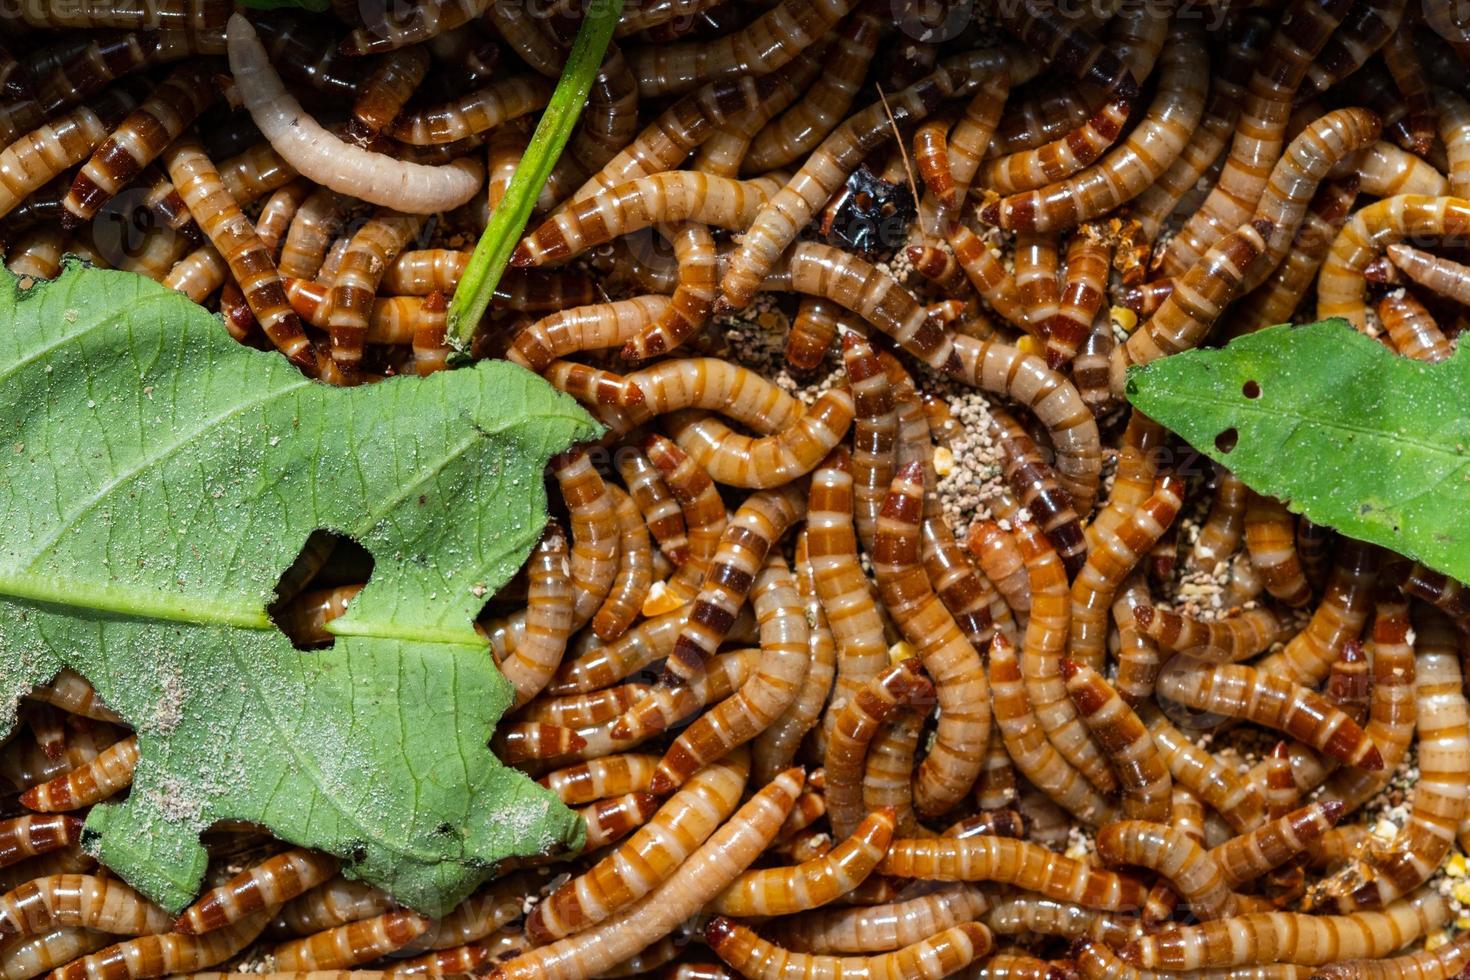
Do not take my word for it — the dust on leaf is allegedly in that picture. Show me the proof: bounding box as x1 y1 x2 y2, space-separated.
0 262 597 917
1126 318 1470 582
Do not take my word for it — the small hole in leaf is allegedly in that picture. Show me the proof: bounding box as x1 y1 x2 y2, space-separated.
269 530 375 651
1242 380 1261 399
1215 428 1239 454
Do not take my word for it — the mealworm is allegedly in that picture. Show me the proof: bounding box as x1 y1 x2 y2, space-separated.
1438 87 1470 198
1377 288 1452 363
1319 194 1470 329
492 722 588 764
61 61 216 229
1258 539 1378 686
1314 929 1470 980
1013 519 1119 794
538 754 658 806
985 894 1140 949
1070 473 1183 670
527 750 748 942
0 722 120 793
492 768 803 980
1135 604 1283 663
763 243 949 372
552 448 621 633
982 94 1133 197
518 683 651 730
342 0 491 55
980 27 1206 232
651 549 809 791
0 873 174 939
0 816 84 871
20 734 139 811
615 448 690 568
494 522 574 708
162 137 314 371
923 512 1010 653
1109 219 1272 391
967 520 1030 618
721 48 1012 311
622 223 718 361
570 70 797 204
1383 241 1470 308
325 208 425 367
1071 310 1114 414
776 786 827 841
1157 660 1383 770
545 605 683 695
941 224 1032 330
271 879 393 938
1164 0 1353 272
743 8 881 173
1322 589 1417 808
177 849 339 936
1046 229 1111 370
766 883 989 954
1240 491 1317 606
707 806 894 916
4 228 64 281
579 792 662 849
507 296 669 372
1210 799 1343 893
627 0 853 97
1141 702 1266 832
1187 466 1245 572
1351 140 1448 198
785 297 852 372
824 659 935 840
807 448 888 745
870 462 991 816
663 383 855 489
278 188 352 280
881 834 1144 911
1096 820 1237 920
389 74 551 146
1301 0 1406 100
346 46 431 144
227 15 482 212
271 909 428 971
48 909 268 980
705 915 992 980
592 486 653 642
1123 888 1448 970
0 927 113 980
988 631 1117 825
0 81 141 221
989 408 1086 576
1062 660 1171 822
4 0 227 29
1327 612 1469 908
862 712 925 838
758 531 840 787
689 39 822 178
1132 12 1270 242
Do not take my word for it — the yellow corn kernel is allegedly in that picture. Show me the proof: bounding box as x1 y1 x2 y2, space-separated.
934 446 955 477
1427 929 1451 951
1457 916 1470 930
1452 881 1470 906
641 581 685 617
888 640 917 666
1111 305 1138 334
1017 334 1044 358
1447 853 1467 878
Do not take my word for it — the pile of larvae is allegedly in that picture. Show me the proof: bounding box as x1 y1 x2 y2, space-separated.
6 0 1470 977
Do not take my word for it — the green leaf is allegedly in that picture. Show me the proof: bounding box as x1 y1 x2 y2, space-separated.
1126 319 1470 582
0 262 598 917
447 0 624 349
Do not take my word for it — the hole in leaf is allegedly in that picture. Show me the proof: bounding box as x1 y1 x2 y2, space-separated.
269 530 375 650
1214 427 1239 454
1242 380 1261 399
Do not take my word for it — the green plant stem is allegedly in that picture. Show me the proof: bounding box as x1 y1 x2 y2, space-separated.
446 0 623 349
